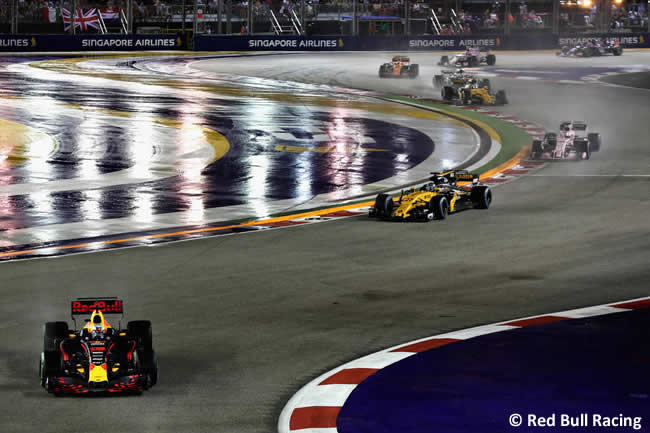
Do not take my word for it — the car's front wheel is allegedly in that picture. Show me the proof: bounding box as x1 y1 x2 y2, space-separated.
372 193 394 218
431 196 449 220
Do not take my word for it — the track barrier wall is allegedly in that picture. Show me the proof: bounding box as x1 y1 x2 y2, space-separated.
0 33 648 52
194 33 650 51
0 34 183 52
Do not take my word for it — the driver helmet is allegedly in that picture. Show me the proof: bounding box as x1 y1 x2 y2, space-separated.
92 324 105 339
91 313 105 338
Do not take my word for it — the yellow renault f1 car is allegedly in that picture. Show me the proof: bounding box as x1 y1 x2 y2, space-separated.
458 78 507 105
368 170 492 221
40 297 158 395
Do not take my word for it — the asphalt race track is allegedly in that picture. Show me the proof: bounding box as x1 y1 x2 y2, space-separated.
1 50 649 433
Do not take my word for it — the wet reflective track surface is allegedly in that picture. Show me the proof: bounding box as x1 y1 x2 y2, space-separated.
1 51 649 433
0 54 483 256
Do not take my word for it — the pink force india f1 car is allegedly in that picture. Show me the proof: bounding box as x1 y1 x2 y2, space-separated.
40 298 158 395
438 47 496 67
531 121 601 160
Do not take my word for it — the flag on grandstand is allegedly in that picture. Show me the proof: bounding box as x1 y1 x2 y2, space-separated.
62 8 101 32
100 8 121 21
43 7 62 23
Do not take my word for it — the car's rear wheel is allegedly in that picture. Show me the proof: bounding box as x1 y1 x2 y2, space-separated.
471 185 492 209
587 133 601 152
44 321 69 352
128 320 153 352
439 55 449 65
431 196 449 220
408 64 419 78
486 54 496 65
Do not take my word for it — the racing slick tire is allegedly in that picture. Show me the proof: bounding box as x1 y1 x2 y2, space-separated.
408 64 419 78
44 321 69 352
378 65 388 78
495 90 508 105
583 47 593 57
461 88 472 105
372 193 394 218
468 57 479 67
433 75 443 88
128 320 153 352
136 349 158 388
471 185 492 209
431 196 449 220
441 86 455 101
486 54 496 66
531 140 543 160
544 133 557 151
561 45 570 55
588 133 601 152
613 46 623 56
438 55 449 66
574 138 591 160
40 351 64 388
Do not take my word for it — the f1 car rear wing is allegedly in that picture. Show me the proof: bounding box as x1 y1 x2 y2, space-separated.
430 170 480 184
561 121 587 131
71 297 124 329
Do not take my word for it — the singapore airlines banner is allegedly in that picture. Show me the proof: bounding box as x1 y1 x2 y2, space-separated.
1 33 648 52
194 35 506 51
0 35 183 52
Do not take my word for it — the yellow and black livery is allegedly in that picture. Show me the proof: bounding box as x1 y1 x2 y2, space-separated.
39 297 158 395
458 79 507 105
369 170 492 221
438 73 506 105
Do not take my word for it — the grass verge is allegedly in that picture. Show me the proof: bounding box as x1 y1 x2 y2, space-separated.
386 95 532 174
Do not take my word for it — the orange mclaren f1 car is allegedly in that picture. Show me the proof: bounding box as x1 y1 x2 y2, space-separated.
378 56 419 78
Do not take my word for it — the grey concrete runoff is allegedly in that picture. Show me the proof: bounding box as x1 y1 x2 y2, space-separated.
1 51 649 433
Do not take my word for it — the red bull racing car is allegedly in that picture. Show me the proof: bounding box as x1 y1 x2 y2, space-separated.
40 298 158 395
531 121 601 160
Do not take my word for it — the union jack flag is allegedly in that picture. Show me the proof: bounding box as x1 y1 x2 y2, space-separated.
62 8 100 32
